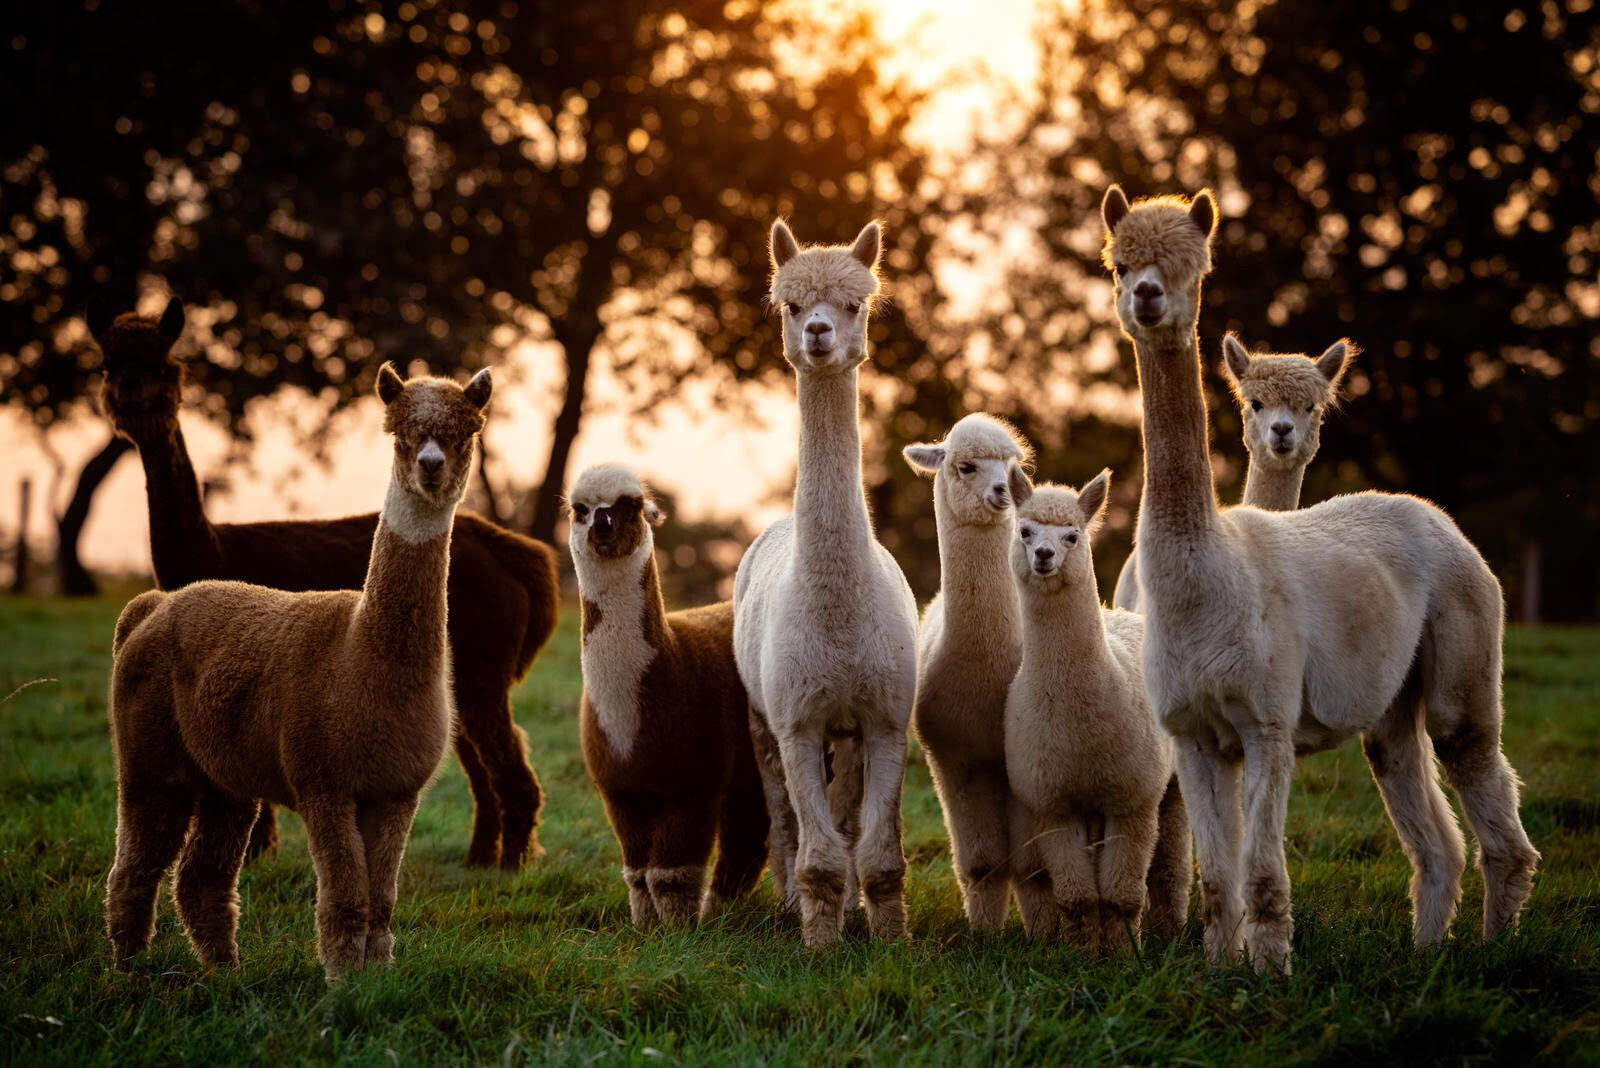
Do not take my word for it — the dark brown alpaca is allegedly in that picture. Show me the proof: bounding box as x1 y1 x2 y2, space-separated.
107 365 489 979
566 464 769 926
88 298 558 869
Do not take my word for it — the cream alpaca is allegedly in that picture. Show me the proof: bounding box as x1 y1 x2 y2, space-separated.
105 365 489 980
733 219 919 949
902 414 1055 935
1003 465 1181 951
1114 337 1354 610
1102 184 1537 973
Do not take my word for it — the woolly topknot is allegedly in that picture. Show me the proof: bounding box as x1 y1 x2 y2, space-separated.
568 462 650 506
1015 485 1086 528
942 413 1034 467
1226 353 1344 410
1102 190 1217 283
769 221 883 310
381 375 489 438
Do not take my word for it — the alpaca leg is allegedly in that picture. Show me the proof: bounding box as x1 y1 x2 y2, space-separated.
646 804 716 928
704 762 771 918
454 722 502 868
930 758 1011 934
1095 808 1160 954
300 798 370 980
172 789 258 969
243 803 279 863
358 795 421 966
1143 775 1194 941
826 736 864 914
105 786 192 967
748 707 799 908
608 795 659 929
1037 812 1096 949
465 687 543 870
1008 795 1058 939
1239 723 1296 974
1363 684 1467 947
1174 737 1245 965
855 723 910 941
1425 619 1538 940
778 723 851 948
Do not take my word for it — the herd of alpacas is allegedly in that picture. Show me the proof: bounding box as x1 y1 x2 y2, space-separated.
100 186 1539 982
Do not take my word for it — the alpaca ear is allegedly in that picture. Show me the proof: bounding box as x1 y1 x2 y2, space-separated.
1316 339 1354 388
1078 468 1112 533
643 498 667 527
86 297 111 339
902 443 945 475
1189 189 1218 239
1101 185 1130 233
1006 459 1034 507
770 219 800 270
464 367 493 411
157 297 185 342
1222 334 1252 382
377 362 405 405
849 221 882 270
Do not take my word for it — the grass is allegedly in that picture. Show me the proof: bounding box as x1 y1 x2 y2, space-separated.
1 591 1597 1065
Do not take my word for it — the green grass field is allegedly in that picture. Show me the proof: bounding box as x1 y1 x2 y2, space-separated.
1 592 1597 1065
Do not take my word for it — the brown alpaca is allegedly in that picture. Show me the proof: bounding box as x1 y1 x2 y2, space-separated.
566 464 769 926
88 298 558 869
107 364 489 980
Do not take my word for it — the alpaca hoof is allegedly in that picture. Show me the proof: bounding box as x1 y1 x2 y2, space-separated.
1248 937 1292 976
496 838 543 872
801 912 843 950
463 848 499 869
366 930 395 966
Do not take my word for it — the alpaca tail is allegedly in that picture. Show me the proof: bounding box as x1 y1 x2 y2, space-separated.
113 590 167 654
478 524 561 677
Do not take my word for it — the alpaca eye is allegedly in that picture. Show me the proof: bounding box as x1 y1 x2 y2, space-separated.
573 504 589 521
1112 263 1126 279
1020 526 1034 538
957 462 976 476
1306 405 1316 413
846 302 861 315
785 302 801 316
1250 400 1263 412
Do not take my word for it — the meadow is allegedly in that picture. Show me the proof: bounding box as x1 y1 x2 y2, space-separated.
2 592 1597 1065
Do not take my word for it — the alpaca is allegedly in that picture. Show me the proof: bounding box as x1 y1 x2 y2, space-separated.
901 414 1056 935
1002 465 1183 952
89 298 558 870
1101 184 1537 972
106 364 489 979
566 463 769 927
1114 336 1354 611
733 219 919 948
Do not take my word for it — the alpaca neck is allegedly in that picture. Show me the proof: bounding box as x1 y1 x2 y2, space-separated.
128 416 225 588
574 538 665 759
792 366 874 577
1242 456 1305 512
936 499 1019 644
1019 570 1112 684
353 479 455 666
1132 306 1219 542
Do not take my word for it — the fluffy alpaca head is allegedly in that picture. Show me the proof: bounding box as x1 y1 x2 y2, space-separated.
565 463 666 565
377 363 490 511
1006 460 1110 590
91 296 186 441
1100 185 1217 340
1222 335 1354 470
768 219 882 374
904 413 1034 527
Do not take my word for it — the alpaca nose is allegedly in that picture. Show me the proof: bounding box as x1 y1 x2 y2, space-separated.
1133 280 1164 300
594 508 614 536
1034 546 1055 563
805 320 831 337
1271 421 1293 438
989 483 1008 505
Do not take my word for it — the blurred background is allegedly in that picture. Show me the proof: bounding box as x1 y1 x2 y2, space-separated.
1 0 1595 618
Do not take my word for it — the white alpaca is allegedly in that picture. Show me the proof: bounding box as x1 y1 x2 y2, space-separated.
733 219 919 949
1003 465 1181 952
1101 185 1538 973
1114 336 1354 611
901 414 1055 935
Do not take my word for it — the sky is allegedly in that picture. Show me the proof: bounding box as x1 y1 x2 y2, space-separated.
0 0 1044 577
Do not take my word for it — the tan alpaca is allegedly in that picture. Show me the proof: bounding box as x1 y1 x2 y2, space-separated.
1114 336 1355 611
566 464 769 928
1003 465 1181 952
105 364 490 980
901 414 1056 935
1101 184 1538 973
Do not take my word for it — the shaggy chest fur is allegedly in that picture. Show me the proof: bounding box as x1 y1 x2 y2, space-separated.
578 565 659 761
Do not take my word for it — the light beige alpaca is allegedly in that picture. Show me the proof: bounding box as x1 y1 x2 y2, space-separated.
106 365 489 980
1003 465 1180 952
1114 336 1354 610
1102 184 1538 973
902 414 1056 935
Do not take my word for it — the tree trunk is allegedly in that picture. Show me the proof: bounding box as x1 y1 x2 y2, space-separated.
474 432 508 526
10 479 30 595
528 330 597 544
56 435 133 597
